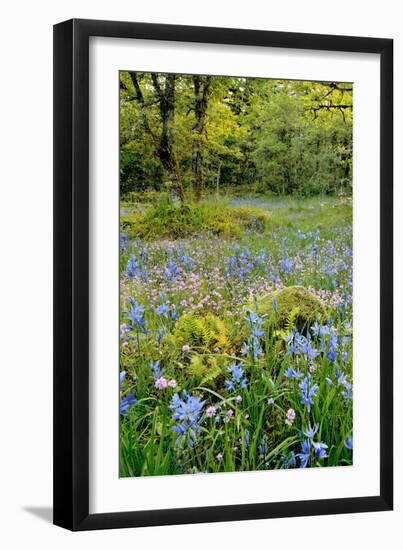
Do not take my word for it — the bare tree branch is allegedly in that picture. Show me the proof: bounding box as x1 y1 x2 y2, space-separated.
310 104 352 121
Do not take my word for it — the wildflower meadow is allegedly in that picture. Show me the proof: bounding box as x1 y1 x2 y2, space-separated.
119 72 353 477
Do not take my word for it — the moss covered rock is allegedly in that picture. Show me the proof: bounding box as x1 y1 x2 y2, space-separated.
250 286 326 330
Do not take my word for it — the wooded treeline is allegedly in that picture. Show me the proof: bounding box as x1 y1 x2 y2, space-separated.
120 72 352 201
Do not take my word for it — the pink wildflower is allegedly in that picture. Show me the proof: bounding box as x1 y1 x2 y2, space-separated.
285 408 296 426
206 405 217 417
155 377 168 390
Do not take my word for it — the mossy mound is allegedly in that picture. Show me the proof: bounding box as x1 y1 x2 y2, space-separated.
250 286 326 330
170 312 230 352
120 197 269 239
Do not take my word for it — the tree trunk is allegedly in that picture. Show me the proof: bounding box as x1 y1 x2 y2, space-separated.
152 74 185 205
129 72 185 206
216 161 222 197
192 76 211 200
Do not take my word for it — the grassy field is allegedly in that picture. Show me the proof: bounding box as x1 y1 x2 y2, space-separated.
119 194 353 476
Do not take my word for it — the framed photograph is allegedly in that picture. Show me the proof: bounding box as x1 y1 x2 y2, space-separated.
53 19 393 530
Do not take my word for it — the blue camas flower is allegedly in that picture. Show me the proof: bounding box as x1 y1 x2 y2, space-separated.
299 375 319 413
327 334 339 363
335 368 347 386
312 441 328 459
120 232 128 253
280 256 293 274
225 363 247 392
155 303 170 318
246 310 266 335
241 310 266 360
284 367 303 379
125 254 147 279
169 391 205 447
341 382 353 404
149 359 162 380
303 423 318 439
311 321 330 338
165 260 181 280
241 336 262 360
298 336 319 361
335 368 353 404
286 332 318 360
285 332 300 355
296 439 310 468
281 451 296 469
225 246 258 279
344 436 353 451
171 309 179 321
177 251 195 270
125 298 147 333
120 393 137 416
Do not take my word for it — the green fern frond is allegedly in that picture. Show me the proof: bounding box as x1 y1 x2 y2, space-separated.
195 318 214 348
189 354 205 379
201 363 222 386
189 355 223 387
172 312 229 352
206 314 229 350
285 306 300 334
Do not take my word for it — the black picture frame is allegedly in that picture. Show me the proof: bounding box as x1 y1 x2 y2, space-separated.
53 18 393 531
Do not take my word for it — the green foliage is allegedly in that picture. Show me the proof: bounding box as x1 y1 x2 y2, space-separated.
252 286 326 330
120 72 352 198
121 196 269 239
249 81 352 196
189 355 223 387
171 312 229 352
120 148 163 194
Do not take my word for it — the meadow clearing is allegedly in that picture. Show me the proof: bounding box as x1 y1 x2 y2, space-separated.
119 193 353 476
